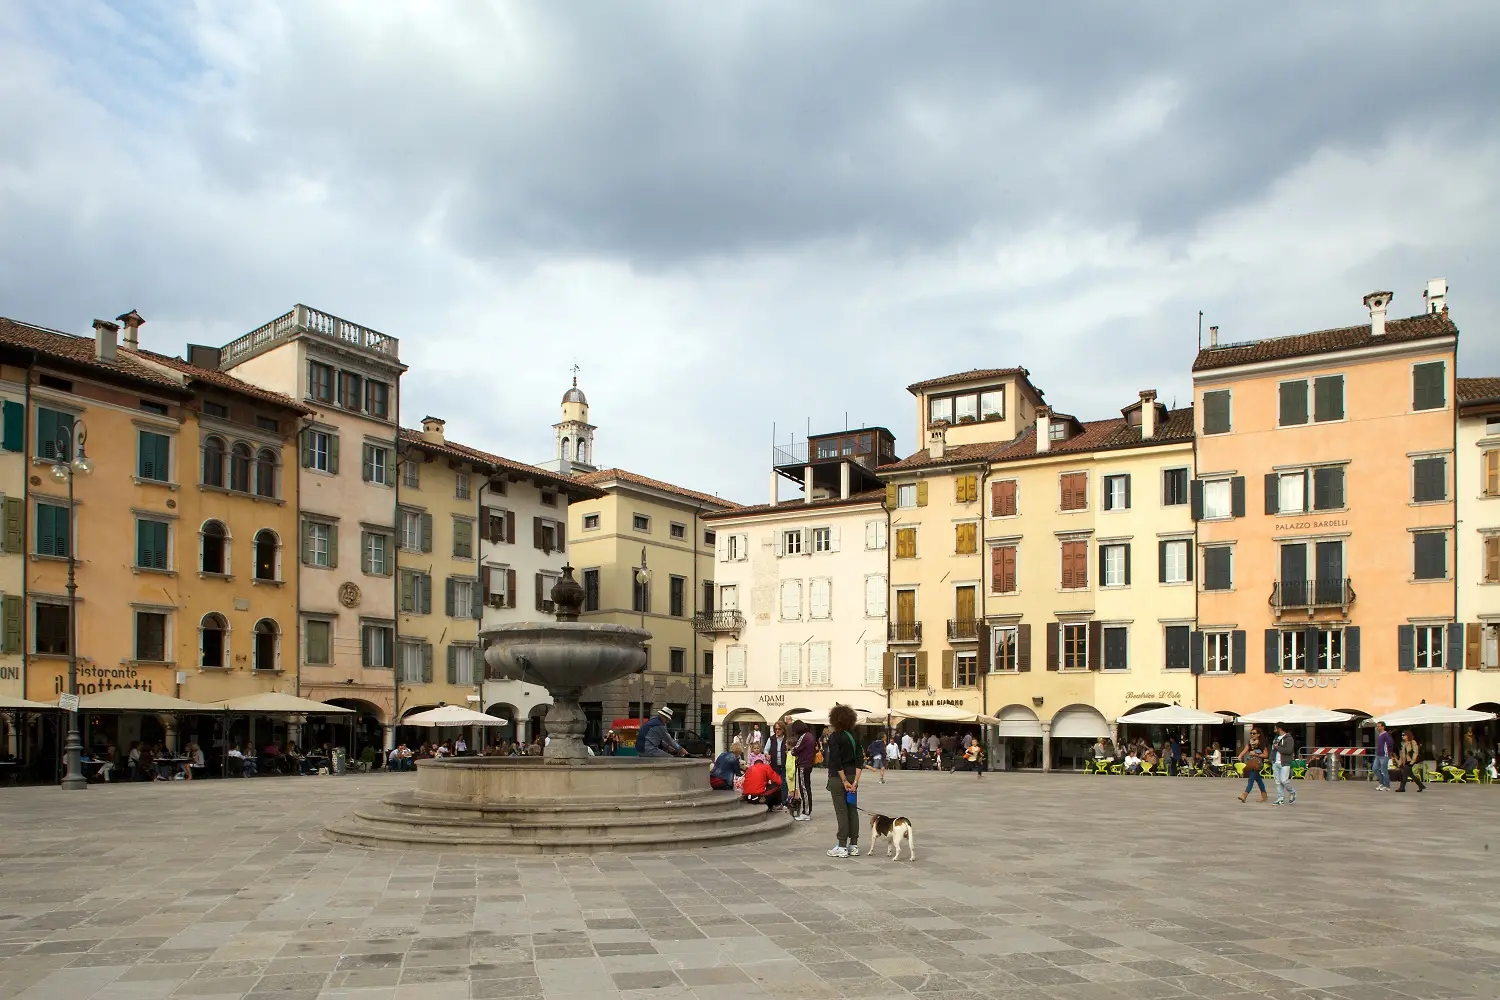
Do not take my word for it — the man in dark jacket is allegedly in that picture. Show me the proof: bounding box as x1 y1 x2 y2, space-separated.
1271 724 1297 805
637 707 686 758
763 722 789 798
709 750 742 790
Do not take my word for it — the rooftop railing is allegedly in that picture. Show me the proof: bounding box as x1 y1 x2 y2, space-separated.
222 304 400 364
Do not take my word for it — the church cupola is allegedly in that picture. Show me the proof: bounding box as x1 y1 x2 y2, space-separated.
547 370 596 475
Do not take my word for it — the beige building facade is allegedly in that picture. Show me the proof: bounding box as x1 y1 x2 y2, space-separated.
1457 377 1500 708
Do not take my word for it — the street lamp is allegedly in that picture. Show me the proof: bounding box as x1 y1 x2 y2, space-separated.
635 549 650 719
53 421 90 790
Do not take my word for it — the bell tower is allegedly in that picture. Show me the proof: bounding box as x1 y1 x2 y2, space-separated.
542 368 596 476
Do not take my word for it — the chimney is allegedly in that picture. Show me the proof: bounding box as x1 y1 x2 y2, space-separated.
421 416 445 444
768 470 778 508
927 423 946 461
1363 290 1393 337
116 310 144 351
93 319 119 362
1208 325 1219 347
1035 406 1051 453
1423 278 1447 316
1139 390 1157 439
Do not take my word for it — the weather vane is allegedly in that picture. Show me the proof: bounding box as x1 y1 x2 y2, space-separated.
570 361 580 386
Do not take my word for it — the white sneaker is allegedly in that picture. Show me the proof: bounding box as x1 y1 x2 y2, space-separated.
826 846 849 858
846 845 860 857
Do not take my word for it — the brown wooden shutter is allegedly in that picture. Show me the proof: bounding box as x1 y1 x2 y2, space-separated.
991 545 1007 593
482 565 492 602
506 568 517 608
977 622 991 674
1088 621 1102 671
505 510 516 543
1468 622 1483 670
533 517 543 550
1486 536 1500 583
1045 623 1059 670
1486 450 1500 496
1017 623 1032 672
556 521 566 551
2 496 21 554
882 652 895 690
941 649 954 689
535 573 545 610
915 650 929 688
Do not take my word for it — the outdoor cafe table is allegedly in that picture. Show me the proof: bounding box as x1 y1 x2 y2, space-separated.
154 757 191 780
0 761 19 786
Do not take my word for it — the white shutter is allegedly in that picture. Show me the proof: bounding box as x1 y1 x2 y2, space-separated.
828 526 840 552
726 645 746 687
737 533 749 561
773 531 784 557
780 579 802 620
865 642 884 685
866 520 878 549
810 578 831 620
865 575 887 617
780 644 801 685
716 531 728 562
719 584 738 611
809 643 831 685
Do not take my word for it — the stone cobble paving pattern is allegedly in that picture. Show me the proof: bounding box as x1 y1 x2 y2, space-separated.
1 769 1499 999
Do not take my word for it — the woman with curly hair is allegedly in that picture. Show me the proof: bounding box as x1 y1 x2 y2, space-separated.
824 704 863 858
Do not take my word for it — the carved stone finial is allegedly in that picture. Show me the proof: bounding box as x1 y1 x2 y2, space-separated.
551 564 585 622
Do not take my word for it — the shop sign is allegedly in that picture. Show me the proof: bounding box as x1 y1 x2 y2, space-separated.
0 665 19 681
716 701 726 716
757 694 786 706
1284 676 1340 689
1275 519 1349 532
1126 691 1183 702
904 698 966 707
51 664 164 695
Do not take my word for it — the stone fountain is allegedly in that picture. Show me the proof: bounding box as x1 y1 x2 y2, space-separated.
325 567 791 854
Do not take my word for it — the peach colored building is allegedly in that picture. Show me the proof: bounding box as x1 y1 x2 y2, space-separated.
1192 286 1459 739
1456 377 1500 712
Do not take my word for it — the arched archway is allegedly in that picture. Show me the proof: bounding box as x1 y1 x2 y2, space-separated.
485 703 518 747
527 704 549 746
1049 704 1111 771
993 704 1042 771
312 698 386 763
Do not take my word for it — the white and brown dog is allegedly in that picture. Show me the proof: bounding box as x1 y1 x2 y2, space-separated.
867 813 915 862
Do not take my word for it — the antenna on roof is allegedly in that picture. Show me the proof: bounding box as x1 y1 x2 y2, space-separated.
1197 310 1203 351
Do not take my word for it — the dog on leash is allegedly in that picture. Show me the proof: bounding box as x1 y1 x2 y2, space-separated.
867 813 915 862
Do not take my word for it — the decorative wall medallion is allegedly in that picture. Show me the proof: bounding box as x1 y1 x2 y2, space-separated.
338 582 361 608
165 498 177 509
29 476 40 487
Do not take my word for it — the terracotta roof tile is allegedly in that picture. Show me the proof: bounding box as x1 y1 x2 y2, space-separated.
137 349 313 414
905 367 1029 393
575 468 738 509
1192 312 1456 372
1457 377 1500 405
877 441 1011 472
0 317 190 392
703 489 885 521
398 429 605 498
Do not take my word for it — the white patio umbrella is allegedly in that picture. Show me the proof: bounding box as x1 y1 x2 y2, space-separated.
785 707 884 726
0 694 57 711
1116 705 1233 726
401 705 510 727
1236 703 1353 725
889 705 976 723
211 693 354 715
1362 703 1497 727
77 689 217 712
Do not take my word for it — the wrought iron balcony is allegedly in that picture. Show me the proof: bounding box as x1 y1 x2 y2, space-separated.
947 618 980 641
692 610 745 636
1270 578 1355 613
888 621 922 643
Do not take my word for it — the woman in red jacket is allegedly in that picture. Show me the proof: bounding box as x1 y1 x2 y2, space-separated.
740 759 784 810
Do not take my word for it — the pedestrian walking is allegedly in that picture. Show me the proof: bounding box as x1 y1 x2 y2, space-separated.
1270 724 1296 805
824 704 863 858
866 734 887 783
1396 730 1426 792
789 721 817 822
964 739 984 778
1373 721 1393 791
1237 728 1267 803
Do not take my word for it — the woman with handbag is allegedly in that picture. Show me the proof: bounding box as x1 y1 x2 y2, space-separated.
1238 728 1267 803
824 704 863 858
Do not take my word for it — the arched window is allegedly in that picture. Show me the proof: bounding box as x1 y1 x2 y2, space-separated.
201 520 228 575
253 619 279 672
202 436 226 488
254 448 277 498
560 436 570 460
254 529 279 582
229 443 252 492
200 613 228 668
577 438 588 463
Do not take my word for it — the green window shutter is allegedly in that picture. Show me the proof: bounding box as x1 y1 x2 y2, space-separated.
446 645 457 684
421 574 432 614
300 430 313 468
326 524 338 568
1278 380 1307 426
1 400 22 453
327 434 339 474
420 513 433 553
138 431 170 481
400 571 414 612
37 504 67 558
2 497 21 554
300 520 313 565
454 520 471 558
136 521 167 570
37 408 57 460
136 521 149 568
361 625 371 667
360 531 371 574
422 643 434 683
445 577 456 617
1 594 20 653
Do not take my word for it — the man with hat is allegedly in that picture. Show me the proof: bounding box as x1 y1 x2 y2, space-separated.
636 706 687 758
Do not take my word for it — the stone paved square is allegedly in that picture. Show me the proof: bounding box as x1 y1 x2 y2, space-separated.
2 770 1499 999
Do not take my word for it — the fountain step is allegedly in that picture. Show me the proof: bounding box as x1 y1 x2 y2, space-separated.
382 789 758 823
325 806 793 855
354 800 773 838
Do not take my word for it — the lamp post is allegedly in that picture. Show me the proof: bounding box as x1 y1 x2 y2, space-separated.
53 421 91 790
635 549 650 719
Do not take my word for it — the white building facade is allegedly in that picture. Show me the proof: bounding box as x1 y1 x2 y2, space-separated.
704 494 889 752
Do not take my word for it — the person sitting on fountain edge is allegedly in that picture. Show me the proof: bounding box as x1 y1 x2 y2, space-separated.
636 706 687 758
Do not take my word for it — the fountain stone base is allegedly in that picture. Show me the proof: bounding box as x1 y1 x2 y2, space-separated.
324 756 792 855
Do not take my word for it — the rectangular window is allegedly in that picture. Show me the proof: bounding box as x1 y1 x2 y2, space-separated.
1205 632 1232 673
1203 546 1232 591
1061 539 1088 590
812 526 832 552
726 534 744 560
865 519 888 549
1202 389 1231 434
894 527 917 559
583 513 601 531
305 620 331 665
400 510 428 552
400 571 433 614
895 653 918 689
1161 539 1189 585
365 532 390 576
1277 472 1306 514
779 579 802 621
1162 468 1189 506
451 645 477 685
35 603 69 654
305 522 332 567
402 461 420 488
398 641 425 683
135 519 169 571
135 611 167 662
1102 626 1128 671
454 473 470 500
725 646 746 687
779 644 801 685
704 652 713 678
1312 466 1345 510
782 529 804 555
953 394 978 423
669 522 686 540
991 480 1018 517
1413 361 1446 411
1060 472 1088 511
1316 628 1343 672
583 569 600 611
896 484 916 508
1414 625 1445 670
810 577 832 620
1279 629 1307 673
137 431 170 482
1061 623 1088 671
704 529 716 546
929 396 954 425
954 651 978 687
632 577 649 614
1102 544 1127 588
363 624 394 668
365 380 390 419
306 430 333 473
1485 536 1500 584
633 514 650 532
864 643 883 685
452 579 476 619
1412 456 1447 503
991 545 1017 594
35 501 70 557
362 444 390 485
1202 479 1231 519
37 407 74 461
1164 625 1190 670
308 362 334 403
992 626 1018 672
862 576 884 617
954 522 977 554
1414 531 1447 580
670 648 686 674
1102 475 1129 511
980 389 1004 420
453 519 473 559
1314 375 1345 422
337 371 362 410
1278 379 1308 426
201 400 231 419
1483 449 1500 497
669 576 686 617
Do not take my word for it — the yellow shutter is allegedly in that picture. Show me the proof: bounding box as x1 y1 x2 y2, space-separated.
941 649 954 689
955 522 976 554
896 527 916 559
884 483 899 508
1487 536 1500 583
1487 450 1500 497
916 481 929 506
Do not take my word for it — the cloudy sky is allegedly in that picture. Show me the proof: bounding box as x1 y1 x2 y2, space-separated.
3 2 1497 503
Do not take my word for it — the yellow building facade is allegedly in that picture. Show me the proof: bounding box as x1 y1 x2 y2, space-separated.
0 353 28 756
